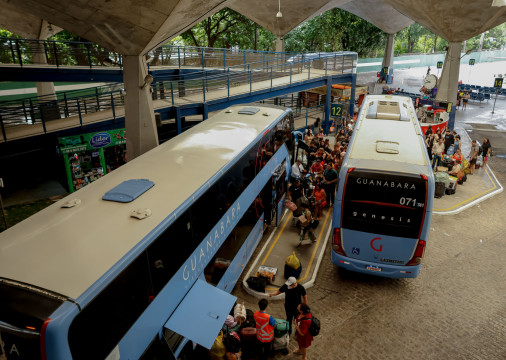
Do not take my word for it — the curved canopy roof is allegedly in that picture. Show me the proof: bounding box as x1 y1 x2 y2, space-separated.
0 1 504 55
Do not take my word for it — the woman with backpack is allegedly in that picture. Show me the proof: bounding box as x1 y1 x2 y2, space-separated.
293 303 314 360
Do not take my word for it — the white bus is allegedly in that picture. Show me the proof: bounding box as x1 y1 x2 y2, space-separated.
331 95 434 278
0 105 293 360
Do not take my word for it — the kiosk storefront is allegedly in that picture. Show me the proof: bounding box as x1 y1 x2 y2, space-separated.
59 129 126 192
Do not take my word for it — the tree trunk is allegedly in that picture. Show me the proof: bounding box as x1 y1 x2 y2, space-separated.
478 32 486 51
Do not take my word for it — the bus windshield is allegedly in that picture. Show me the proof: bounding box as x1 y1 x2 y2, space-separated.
342 170 427 239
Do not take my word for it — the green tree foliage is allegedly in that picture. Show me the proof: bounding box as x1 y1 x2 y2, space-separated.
395 23 431 54
466 23 506 51
284 9 386 57
180 8 275 50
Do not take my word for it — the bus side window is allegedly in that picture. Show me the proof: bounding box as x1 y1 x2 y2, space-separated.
68 252 153 360
147 210 192 295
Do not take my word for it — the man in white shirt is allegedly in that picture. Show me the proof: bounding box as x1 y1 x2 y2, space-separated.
291 159 304 182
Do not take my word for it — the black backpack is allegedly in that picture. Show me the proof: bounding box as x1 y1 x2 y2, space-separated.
303 316 320 336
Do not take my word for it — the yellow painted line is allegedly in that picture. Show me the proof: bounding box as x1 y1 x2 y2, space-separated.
433 168 497 212
263 207 332 291
299 208 331 282
260 211 293 265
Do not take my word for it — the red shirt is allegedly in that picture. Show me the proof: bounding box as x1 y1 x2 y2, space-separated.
296 313 314 348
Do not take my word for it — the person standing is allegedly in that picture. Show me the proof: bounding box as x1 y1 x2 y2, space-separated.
443 127 454 154
269 277 308 335
296 203 316 242
254 299 275 360
432 138 445 170
463 91 470 110
291 159 304 183
322 162 338 207
312 183 326 221
293 304 314 360
313 118 322 140
468 140 480 175
481 138 492 168
426 133 435 161
288 178 305 217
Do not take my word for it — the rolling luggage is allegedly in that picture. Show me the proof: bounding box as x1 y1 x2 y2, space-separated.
223 331 241 354
284 263 302 279
239 327 256 359
274 319 290 338
445 188 456 195
273 333 289 351
434 182 446 198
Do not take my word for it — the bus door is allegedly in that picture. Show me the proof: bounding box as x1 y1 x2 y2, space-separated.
273 163 287 227
340 170 428 266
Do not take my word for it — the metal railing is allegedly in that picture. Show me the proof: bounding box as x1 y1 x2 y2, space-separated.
0 49 357 141
0 37 299 70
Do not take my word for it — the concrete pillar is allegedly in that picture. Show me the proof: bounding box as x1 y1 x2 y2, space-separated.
324 77 332 134
34 20 57 101
275 36 284 53
435 42 461 129
349 73 357 117
381 33 395 84
123 54 159 160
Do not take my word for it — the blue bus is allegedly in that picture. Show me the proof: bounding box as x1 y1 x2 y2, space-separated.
0 105 293 359
331 95 434 278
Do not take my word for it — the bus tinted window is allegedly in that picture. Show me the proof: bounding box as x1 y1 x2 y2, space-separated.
69 252 153 360
204 198 261 285
342 170 427 238
148 210 193 296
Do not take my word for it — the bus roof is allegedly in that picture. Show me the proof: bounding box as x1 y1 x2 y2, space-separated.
0 105 287 300
347 95 430 175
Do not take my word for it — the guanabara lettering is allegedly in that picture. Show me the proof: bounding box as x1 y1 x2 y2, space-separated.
356 177 417 190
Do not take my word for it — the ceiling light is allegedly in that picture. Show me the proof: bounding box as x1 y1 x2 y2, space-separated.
276 0 282 18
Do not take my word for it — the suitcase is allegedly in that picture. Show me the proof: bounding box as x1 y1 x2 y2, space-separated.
273 333 289 351
239 327 257 359
274 319 290 338
445 188 455 195
246 276 267 293
434 182 446 198
284 264 302 279
223 331 241 354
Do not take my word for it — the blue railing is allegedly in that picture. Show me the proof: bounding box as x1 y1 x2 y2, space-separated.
0 37 299 71
0 46 357 141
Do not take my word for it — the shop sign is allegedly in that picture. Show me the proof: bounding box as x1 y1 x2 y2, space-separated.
90 132 112 148
61 145 87 154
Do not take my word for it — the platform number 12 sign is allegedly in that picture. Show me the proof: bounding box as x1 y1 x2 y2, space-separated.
331 104 343 118
469 59 475 66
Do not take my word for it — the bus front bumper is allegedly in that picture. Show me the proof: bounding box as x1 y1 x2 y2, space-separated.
331 250 421 279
